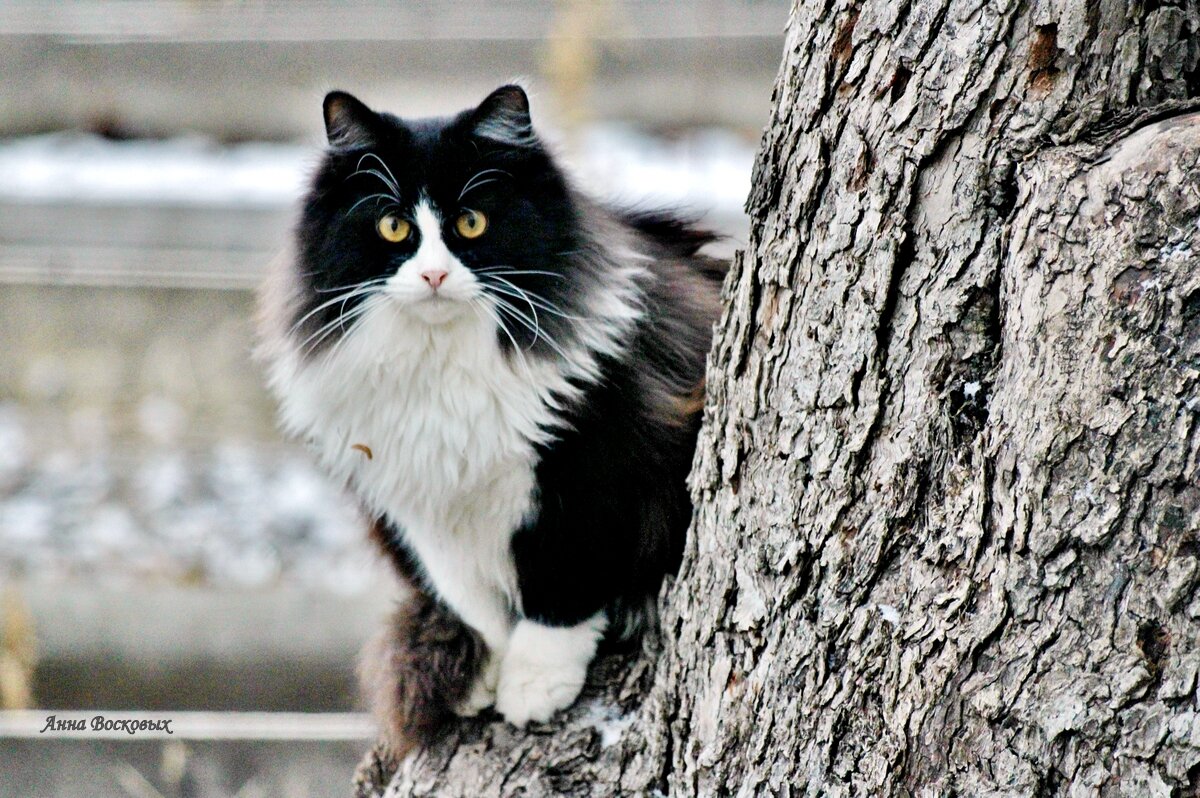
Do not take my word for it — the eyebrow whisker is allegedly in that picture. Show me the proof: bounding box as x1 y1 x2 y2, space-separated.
347 166 401 198
347 193 400 215
458 168 513 202
357 153 401 193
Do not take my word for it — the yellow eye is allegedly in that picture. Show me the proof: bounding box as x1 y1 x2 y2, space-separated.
455 209 488 239
377 214 411 243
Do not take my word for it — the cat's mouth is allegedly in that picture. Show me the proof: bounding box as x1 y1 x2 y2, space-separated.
402 291 471 325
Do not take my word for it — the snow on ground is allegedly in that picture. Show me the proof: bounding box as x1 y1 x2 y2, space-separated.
0 124 754 217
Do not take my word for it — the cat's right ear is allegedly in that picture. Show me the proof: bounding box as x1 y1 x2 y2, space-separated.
323 91 379 150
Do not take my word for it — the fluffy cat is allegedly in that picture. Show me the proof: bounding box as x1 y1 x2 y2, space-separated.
258 85 725 755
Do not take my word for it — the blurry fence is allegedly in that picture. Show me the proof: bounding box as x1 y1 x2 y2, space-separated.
0 0 786 140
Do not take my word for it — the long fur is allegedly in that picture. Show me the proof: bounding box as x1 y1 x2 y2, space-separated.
258 84 725 753
358 588 485 755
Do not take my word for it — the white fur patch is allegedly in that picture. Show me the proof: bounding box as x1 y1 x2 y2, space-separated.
270 305 558 648
265 201 646 686
494 614 607 727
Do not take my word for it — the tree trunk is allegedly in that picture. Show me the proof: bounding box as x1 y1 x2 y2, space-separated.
355 1 1200 794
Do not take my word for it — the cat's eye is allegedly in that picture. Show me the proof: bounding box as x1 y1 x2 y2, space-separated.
455 209 488 239
377 214 411 243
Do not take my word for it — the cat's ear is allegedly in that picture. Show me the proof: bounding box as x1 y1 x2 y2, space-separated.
323 91 380 150
470 85 535 147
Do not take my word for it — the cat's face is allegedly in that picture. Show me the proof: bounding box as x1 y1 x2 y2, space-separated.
291 86 587 352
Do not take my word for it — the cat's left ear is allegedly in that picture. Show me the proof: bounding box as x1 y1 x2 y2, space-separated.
470 85 535 147
323 91 380 150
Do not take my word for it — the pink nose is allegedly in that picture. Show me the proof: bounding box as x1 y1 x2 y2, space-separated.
421 270 448 290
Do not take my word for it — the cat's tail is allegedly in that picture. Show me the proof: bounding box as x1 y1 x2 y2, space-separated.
357 586 487 758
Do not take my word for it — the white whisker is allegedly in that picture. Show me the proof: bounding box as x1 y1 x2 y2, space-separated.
347 192 400 215
469 298 536 383
314 276 390 294
347 167 400 198
458 168 513 201
357 153 401 194
289 279 388 334
482 277 584 320
496 279 540 346
300 298 378 354
458 178 501 198
322 295 384 361
488 295 574 363
474 266 566 280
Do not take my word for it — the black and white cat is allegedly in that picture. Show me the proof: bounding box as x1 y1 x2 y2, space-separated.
258 85 725 752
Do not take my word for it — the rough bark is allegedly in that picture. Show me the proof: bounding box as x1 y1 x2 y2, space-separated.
356 0 1200 794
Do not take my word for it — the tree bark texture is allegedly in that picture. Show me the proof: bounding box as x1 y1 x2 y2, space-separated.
357 0 1200 794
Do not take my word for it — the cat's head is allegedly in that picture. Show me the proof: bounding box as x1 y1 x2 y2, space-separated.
290 85 602 356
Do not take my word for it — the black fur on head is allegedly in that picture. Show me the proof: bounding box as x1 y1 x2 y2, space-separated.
292 85 603 358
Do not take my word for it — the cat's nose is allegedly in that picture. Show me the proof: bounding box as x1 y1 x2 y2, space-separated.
421 270 448 290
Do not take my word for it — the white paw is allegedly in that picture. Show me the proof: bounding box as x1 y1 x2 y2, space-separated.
452 651 501 717
495 655 586 726
495 615 606 728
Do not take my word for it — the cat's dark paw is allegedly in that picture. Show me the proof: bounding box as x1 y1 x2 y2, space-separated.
358 589 487 755
452 651 499 717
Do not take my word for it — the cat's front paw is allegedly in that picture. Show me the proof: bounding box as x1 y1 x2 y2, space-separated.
453 650 501 717
494 615 606 727
494 655 585 727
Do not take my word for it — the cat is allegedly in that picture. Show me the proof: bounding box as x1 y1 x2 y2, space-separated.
257 84 725 755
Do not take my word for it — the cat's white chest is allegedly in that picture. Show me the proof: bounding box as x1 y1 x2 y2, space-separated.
270 305 565 625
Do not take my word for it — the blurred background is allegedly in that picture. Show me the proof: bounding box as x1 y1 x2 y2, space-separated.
0 1 785 795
